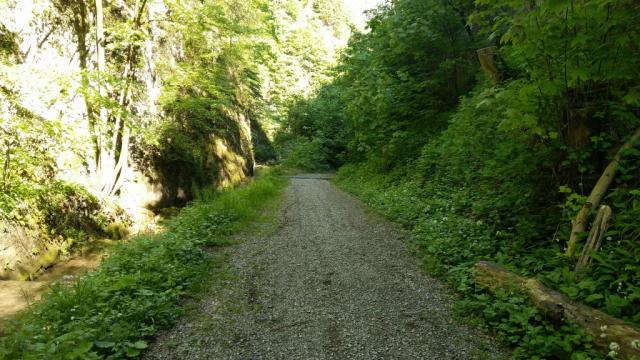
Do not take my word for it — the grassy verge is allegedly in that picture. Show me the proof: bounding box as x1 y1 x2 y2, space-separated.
0 170 287 360
333 164 602 360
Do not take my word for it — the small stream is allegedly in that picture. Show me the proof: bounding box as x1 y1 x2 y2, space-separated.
0 244 108 326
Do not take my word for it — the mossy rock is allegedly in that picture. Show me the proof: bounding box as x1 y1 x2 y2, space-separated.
15 247 60 281
105 222 130 240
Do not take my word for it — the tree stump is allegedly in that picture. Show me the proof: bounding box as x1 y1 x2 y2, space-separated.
477 46 500 84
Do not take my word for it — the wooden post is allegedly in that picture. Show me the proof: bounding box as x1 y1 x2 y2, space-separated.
477 46 500 84
566 127 640 258
574 205 612 278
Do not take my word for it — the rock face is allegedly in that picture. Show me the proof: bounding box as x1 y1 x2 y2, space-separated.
1 0 256 203
0 221 41 280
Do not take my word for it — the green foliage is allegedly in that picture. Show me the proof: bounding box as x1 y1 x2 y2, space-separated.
312 0 351 37
279 136 331 172
37 182 106 236
138 0 273 191
336 0 477 168
334 165 603 359
0 92 119 249
471 0 640 180
285 0 640 357
275 82 350 170
264 0 352 122
0 24 20 62
0 179 112 242
0 172 286 359
457 289 599 360
0 112 62 190
279 0 478 169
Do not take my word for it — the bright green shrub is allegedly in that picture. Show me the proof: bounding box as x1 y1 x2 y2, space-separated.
279 137 332 172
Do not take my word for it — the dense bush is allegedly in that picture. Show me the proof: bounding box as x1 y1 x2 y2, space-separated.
278 136 332 172
275 83 351 170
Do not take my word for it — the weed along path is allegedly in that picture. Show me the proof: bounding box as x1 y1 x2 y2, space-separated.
145 175 504 359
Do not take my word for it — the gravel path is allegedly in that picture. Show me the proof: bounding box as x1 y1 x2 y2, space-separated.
144 175 505 359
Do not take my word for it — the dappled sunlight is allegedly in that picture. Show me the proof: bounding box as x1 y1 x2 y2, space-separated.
208 136 248 189
0 280 48 325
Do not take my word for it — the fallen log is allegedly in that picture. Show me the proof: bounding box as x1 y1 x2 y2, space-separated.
473 261 640 359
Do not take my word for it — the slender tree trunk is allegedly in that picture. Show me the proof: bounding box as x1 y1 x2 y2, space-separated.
109 124 130 196
85 0 148 197
94 0 112 193
67 0 102 175
2 145 11 191
574 205 612 278
106 0 148 196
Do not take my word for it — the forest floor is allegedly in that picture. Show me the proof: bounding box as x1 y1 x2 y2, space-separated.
144 174 506 359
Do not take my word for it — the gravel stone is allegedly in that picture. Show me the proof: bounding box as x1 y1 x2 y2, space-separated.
144 175 506 359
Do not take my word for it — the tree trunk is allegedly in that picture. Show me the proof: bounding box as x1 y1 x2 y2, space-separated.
474 261 640 359
1 144 11 191
566 127 640 258
67 0 98 169
574 205 612 278
106 0 147 196
89 0 147 197
476 46 500 84
94 0 115 194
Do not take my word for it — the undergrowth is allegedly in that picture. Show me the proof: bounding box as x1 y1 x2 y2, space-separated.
334 165 606 359
0 180 118 245
0 171 286 359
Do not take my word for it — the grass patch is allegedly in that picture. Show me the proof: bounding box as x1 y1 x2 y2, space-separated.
0 170 287 360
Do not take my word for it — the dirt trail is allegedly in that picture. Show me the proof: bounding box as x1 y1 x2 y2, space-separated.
145 175 505 359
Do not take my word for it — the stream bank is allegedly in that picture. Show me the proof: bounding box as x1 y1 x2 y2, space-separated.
0 239 115 327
